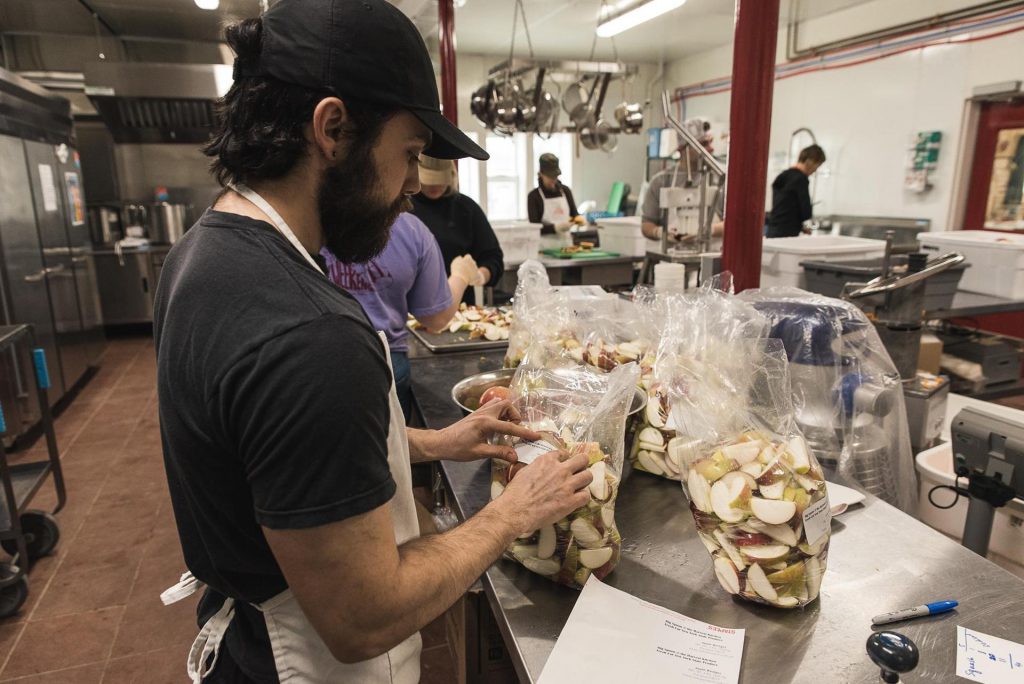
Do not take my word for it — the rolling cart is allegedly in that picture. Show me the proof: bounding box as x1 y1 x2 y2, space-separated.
0 325 66 617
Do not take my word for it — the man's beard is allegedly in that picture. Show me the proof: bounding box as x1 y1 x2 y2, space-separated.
319 144 411 264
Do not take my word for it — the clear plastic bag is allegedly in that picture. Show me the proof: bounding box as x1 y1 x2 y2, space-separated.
655 291 829 609
626 284 763 480
490 362 640 589
738 287 918 513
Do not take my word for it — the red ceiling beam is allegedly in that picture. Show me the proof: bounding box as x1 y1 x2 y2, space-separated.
721 0 781 292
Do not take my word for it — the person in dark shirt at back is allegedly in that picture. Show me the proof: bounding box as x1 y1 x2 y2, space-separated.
410 155 503 304
766 144 826 238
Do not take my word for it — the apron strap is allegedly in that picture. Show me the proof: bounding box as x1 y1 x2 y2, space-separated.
161 570 205 606
230 183 325 276
186 596 236 684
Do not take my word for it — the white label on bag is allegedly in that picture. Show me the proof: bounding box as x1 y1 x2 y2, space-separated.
514 439 559 465
802 492 831 548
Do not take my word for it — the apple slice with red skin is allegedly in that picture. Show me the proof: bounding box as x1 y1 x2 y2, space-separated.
746 563 778 602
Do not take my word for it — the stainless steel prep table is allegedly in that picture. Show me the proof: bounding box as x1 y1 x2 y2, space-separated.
498 256 638 292
409 345 1024 684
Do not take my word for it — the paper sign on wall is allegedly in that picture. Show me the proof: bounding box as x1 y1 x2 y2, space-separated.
37 164 58 212
64 172 85 226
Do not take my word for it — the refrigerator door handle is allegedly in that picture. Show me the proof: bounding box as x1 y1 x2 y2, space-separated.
24 270 46 283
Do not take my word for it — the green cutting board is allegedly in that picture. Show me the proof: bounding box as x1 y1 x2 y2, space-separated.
541 249 621 260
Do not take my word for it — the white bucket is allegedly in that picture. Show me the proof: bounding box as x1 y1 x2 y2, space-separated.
915 443 1024 566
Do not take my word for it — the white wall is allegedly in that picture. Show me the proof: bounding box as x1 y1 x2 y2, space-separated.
454 53 658 213
664 0 1024 231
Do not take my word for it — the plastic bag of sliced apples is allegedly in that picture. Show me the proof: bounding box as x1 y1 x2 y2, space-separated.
655 291 829 608
490 361 640 589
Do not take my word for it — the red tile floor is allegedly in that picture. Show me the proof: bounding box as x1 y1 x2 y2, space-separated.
0 337 459 683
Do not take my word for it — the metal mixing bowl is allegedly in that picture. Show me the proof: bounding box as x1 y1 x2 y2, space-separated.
451 368 648 416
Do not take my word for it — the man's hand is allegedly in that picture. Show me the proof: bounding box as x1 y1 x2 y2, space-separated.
428 399 542 464
495 450 593 532
572 215 586 225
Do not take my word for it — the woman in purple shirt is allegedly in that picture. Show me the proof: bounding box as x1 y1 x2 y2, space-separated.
324 212 476 419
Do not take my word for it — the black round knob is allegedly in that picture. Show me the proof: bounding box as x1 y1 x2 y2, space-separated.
867 631 920 683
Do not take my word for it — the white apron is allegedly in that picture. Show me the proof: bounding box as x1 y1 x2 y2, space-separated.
540 189 573 250
164 185 422 684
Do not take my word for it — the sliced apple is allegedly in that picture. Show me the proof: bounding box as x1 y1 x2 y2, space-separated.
694 455 738 482
751 497 797 525
579 546 614 569
698 531 721 554
714 557 741 594
667 437 691 472
589 462 608 500
746 563 778 602
638 441 667 454
574 567 591 587
687 469 713 514
799 537 828 557
713 529 747 571
490 480 505 500
723 441 761 466
721 470 758 492
637 450 666 476
510 544 538 561
638 427 665 447
601 504 615 529
746 519 798 547
664 409 678 432
522 556 561 576
740 462 763 478
645 397 665 428
710 479 749 523
805 556 823 601
793 472 820 493
571 518 605 547
740 544 790 562
773 596 800 608
785 436 811 474
616 342 641 360
757 444 777 464
759 480 787 500
536 525 556 560
660 452 681 476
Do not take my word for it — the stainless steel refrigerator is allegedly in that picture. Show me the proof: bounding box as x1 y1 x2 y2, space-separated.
0 67 104 440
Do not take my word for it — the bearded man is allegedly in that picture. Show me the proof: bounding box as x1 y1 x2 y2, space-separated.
153 1 592 681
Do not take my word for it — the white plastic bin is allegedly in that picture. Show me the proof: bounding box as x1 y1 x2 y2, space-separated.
491 220 541 267
915 442 1024 566
761 235 886 289
918 230 1024 299
596 216 660 257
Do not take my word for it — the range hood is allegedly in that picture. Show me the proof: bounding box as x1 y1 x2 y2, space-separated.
83 62 233 144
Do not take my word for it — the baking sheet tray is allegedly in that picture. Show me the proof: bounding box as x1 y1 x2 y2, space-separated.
408 325 510 353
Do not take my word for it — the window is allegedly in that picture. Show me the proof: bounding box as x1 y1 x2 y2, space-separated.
456 132 576 221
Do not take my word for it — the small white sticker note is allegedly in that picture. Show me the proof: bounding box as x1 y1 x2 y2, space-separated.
513 438 558 465
802 491 832 547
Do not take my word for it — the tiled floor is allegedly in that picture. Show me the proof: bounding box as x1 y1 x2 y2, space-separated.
0 336 459 683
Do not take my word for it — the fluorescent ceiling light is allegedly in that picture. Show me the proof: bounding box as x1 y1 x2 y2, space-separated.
596 0 686 37
195 0 219 10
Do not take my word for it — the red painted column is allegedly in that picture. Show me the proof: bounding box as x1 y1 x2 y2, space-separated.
438 0 458 125
721 0 780 292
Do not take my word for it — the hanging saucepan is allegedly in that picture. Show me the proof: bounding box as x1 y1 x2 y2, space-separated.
492 81 521 136
614 101 645 135
569 76 602 129
519 68 555 133
470 82 496 129
561 76 588 122
579 73 616 152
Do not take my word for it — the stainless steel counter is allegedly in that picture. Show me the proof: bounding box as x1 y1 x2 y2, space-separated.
410 345 1024 684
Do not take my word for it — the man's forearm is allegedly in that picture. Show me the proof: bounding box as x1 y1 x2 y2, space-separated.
356 499 522 657
406 427 441 463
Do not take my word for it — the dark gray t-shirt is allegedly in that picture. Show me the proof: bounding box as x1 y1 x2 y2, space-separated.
154 209 395 681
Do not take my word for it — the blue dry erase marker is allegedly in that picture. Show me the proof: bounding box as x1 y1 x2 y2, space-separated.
872 600 958 625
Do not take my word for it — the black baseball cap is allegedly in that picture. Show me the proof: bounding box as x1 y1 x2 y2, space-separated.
243 0 487 161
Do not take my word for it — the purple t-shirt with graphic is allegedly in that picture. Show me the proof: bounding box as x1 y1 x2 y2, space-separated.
323 213 451 352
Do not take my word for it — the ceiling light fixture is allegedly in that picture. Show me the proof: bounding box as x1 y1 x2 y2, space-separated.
596 0 686 37
194 0 220 10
